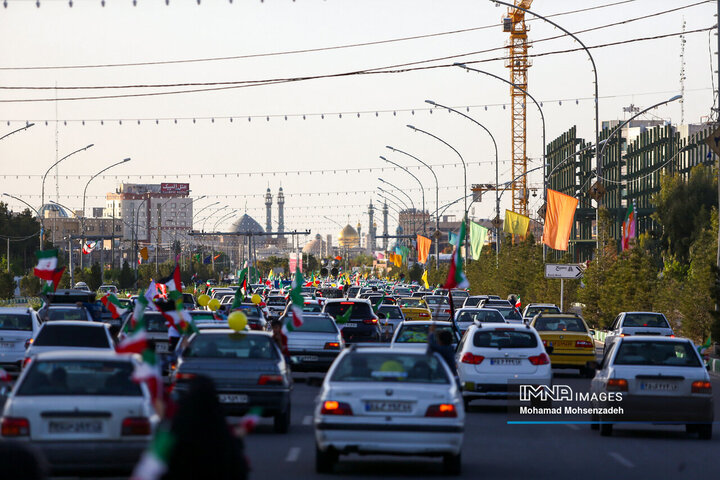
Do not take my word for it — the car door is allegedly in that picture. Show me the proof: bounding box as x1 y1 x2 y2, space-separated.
604 315 622 350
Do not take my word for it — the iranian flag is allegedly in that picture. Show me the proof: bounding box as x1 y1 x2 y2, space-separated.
158 264 182 301
443 221 470 289
116 328 148 355
621 202 636 251
34 249 60 281
130 424 174 480
515 297 522 310
82 241 97 255
101 293 129 319
283 266 305 334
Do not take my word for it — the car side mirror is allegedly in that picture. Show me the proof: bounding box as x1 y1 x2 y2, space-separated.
589 329 595 336
545 345 554 354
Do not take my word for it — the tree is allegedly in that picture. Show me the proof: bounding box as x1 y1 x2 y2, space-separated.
118 260 135 289
0 271 15 299
19 274 41 297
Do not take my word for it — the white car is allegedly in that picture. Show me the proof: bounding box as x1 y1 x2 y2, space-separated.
521 303 560 323
0 308 41 375
452 308 506 334
590 335 713 439
24 321 115 368
1 350 156 472
604 312 674 352
391 321 460 349
314 345 464 474
456 324 552 405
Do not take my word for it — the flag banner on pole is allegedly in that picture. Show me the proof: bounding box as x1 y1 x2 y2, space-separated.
34 249 59 281
448 231 459 247
621 202 637 251
543 189 579 251
101 293 129 319
283 266 304 334
443 221 469 290
421 269 429 289
158 264 182 301
503 210 530 236
469 222 488 259
82 241 97 255
139 247 149 261
416 235 431 264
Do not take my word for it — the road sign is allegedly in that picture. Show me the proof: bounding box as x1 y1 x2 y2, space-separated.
544 264 584 279
588 181 606 202
491 216 502 229
704 126 720 158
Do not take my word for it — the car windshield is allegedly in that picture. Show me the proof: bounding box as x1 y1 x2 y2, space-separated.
302 303 323 313
184 334 278 359
17 360 142 397
289 316 337 333
493 307 522 321
450 290 469 298
525 306 560 317
377 306 403 319
47 308 87 321
424 297 448 306
398 298 426 308
457 310 505 323
393 289 411 297
34 325 110 348
0 313 32 331
324 302 373 319
534 317 587 332
189 312 217 321
143 313 170 333
473 330 538 348
614 341 701 367
622 314 670 328
395 324 455 343
267 297 286 306
463 297 484 307
331 353 449 384
234 305 262 317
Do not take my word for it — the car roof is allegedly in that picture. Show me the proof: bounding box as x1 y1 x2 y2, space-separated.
40 320 106 327
345 345 429 355
324 298 371 305
399 320 452 326
620 311 666 315
472 323 534 332
193 329 271 336
619 335 689 343
33 350 133 361
525 303 557 307
535 313 581 319
0 307 33 314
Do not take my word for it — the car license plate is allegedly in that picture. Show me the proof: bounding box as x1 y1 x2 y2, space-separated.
640 381 678 392
0 342 14 349
342 324 356 328
48 420 102 434
550 340 572 347
490 358 521 365
365 401 413 413
218 394 248 404
298 355 318 362
155 342 169 353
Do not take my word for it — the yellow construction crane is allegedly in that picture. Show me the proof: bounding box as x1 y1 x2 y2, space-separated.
503 0 532 217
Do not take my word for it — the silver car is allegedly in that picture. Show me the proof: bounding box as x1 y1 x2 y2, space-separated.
376 305 405 341
1 350 156 472
24 321 115 369
604 312 675 352
0 308 40 375
452 308 506 334
423 296 452 321
285 314 343 372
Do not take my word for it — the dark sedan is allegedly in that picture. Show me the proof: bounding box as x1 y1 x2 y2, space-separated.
172 330 292 433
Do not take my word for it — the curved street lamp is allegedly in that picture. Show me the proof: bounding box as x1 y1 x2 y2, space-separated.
3 193 42 250
379 156 426 233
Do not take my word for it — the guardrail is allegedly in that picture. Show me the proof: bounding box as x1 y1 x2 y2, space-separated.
592 330 607 344
0 297 41 307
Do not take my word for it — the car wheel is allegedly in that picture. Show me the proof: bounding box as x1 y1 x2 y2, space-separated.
698 424 713 440
685 424 698 434
600 422 613 437
443 453 461 476
463 397 471 410
274 406 291 434
590 413 599 431
315 443 337 473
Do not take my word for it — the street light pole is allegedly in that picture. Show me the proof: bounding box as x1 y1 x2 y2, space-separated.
378 157 426 233
386 146 441 269
81 158 130 271
407 124 468 263
377 183 414 235
425 100 501 263
0 123 34 142
2 193 43 251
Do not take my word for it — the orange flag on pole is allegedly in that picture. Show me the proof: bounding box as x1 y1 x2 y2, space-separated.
543 189 579 251
416 235 432 264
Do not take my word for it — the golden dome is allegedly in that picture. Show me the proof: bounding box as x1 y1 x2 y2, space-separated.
338 224 359 248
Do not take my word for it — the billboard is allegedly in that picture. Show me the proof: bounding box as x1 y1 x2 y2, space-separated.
160 183 190 194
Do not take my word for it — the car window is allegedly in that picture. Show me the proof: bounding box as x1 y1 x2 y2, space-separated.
463 298 483 307
324 302 373 319
534 317 587 332
17 360 142 397
267 297 287 306
525 306 560 317
331 353 449 384
473 330 538 348
184 334 278 359
289 317 337 333
457 310 504 323
424 297 448 306
47 308 86 321
143 313 170 333
189 312 216 322
34 325 110 348
0 313 32 331
622 314 669 328
395 324 455 343
302 304 323 313
493 307 522 321
613 341 701 367
234 305 262 317
377 306 403 319
398 298 426 308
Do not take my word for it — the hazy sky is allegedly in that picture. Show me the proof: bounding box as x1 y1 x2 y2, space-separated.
0 0 715 244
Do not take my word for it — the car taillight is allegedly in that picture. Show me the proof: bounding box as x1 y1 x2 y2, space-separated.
321 401 353 415
258 374 284 385
667 334 675 337
419 312 430 318
619 333 628 337
528 353 550 365
575 340 593 348
122 417 151 436
1 417 29 437
175 372 196 381
444 309 452 314
363 319 378 324
425 404 457 418
691 381 712 394
24 338 33 349
607 378 628 392
22 357 32 368
461 352 484 365
324 342 341 350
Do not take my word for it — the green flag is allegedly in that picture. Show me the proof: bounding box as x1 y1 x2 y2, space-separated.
470 221 488 260
698 334 712 356
335 305 353 325
372 295 386 313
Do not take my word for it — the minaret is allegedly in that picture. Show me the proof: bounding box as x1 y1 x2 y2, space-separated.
277 187 285 238
357 222 362 249
265 188 272 234
368 200 376 252
382 202 389 250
